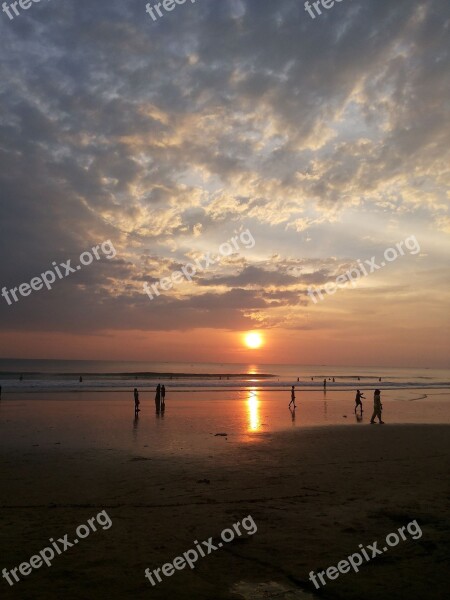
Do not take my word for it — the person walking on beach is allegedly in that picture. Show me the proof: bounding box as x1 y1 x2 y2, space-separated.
354 389 365 414
133 388 140 415
289 385 296 409
370 389 384 424
323 379 327 390
161 385 166 410
155 384 161 413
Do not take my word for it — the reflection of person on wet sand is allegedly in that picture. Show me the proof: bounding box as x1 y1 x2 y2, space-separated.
289 386 296 408
354 389 365 414
134 388 140 415
289 406 296 423
161 385 166 411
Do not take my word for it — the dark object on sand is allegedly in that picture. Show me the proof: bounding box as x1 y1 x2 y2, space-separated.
215 433 227 437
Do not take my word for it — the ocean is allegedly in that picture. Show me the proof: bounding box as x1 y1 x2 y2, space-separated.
0 359 449 392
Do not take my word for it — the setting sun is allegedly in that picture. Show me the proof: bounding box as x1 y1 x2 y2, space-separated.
244 332 264 349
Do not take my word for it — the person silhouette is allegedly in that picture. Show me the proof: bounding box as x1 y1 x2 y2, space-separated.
161 385 166 410
155 384 161 413
134 388 140 415
370 389 384 424
289 385 296 408
354 389 365 414
323 378 327 390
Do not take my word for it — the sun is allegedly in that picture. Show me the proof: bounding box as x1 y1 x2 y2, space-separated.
244 332 264 349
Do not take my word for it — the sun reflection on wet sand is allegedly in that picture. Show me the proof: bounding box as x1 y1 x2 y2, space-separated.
247 388 261 432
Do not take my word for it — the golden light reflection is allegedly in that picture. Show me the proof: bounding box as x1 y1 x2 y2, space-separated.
247 388 261 432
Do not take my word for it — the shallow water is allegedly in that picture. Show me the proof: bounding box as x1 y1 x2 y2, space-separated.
0 389 449 457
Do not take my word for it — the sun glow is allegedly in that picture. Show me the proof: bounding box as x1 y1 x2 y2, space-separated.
244 332 263 349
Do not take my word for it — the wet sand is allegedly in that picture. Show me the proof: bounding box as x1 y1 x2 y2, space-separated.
0 392 449 599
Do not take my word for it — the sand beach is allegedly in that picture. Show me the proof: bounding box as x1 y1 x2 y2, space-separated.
0 388 449 599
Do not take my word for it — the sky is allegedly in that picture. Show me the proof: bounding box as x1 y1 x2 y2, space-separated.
0 0 449 367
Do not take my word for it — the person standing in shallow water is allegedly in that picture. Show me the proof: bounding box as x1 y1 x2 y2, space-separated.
370 389 384 424
354 389 365 414
155 384 161 413
289 385 296 409
133 388 140 415
161 385 166 410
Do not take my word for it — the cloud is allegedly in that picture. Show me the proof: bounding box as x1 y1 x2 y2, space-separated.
0 0 448 346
